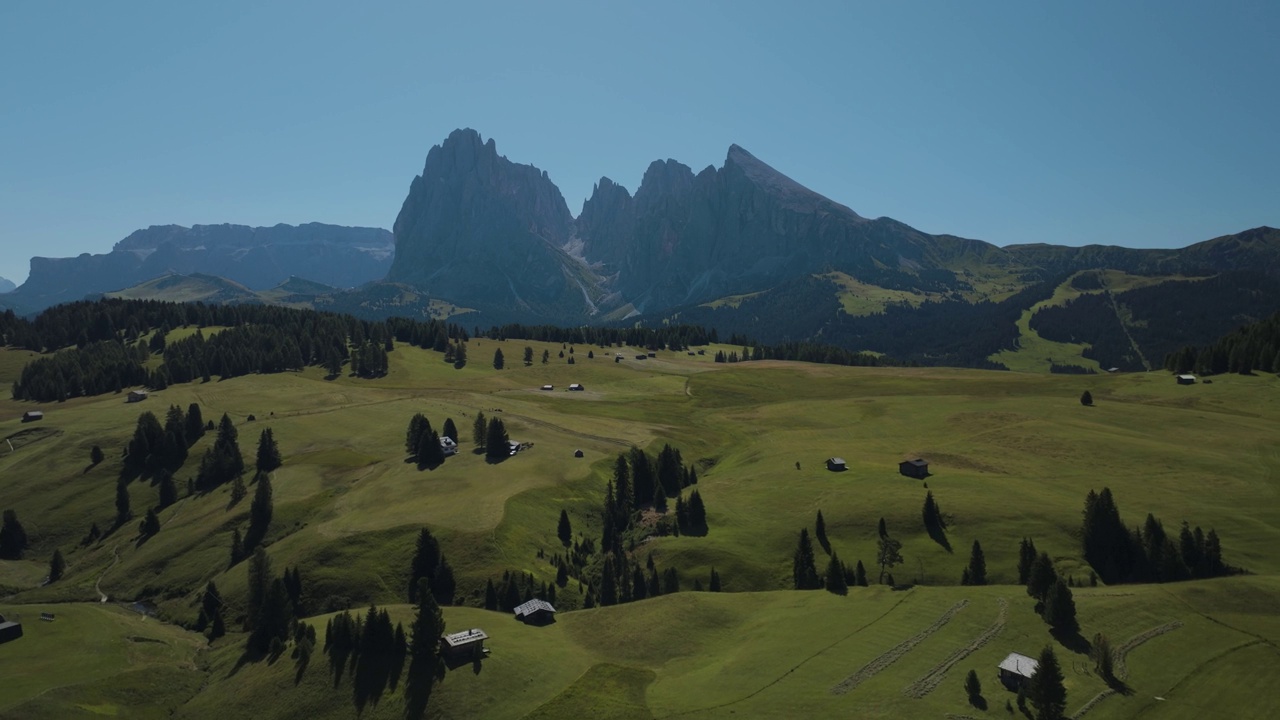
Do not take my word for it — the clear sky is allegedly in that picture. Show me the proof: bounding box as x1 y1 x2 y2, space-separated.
1 1 1277 285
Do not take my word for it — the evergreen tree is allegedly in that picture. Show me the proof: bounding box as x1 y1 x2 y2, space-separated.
557 509 572 547
90 444 105 465
854 560 868 587
162 404 188 468
0 510 29 560
185 402 205 443
523 346 534 365
472 411 487 451
709 567 722 592
115 481 132 526
484 418 509 459
792 529 821 590
687 489 707 534
964 668 983 705
967 540 987 586
600 556 619 606
405 578 446 719
230 474 247 505
541 349 550 364
49 548 66 582
441 418 458 444
484 579 498 611
1042 578 1078 633
230 528 245 566
493 348 504 370
244 472 273 552
1027 645 1067 720
246 545 274 634
1018 537 1037 584
256 427 282 473
1080 390 1093 406
922 491 945 532
139 507 161 536
1027 552 1057 601
824 550 848 595
878 517 888 538
1092 633 1115 682
409 527 441 602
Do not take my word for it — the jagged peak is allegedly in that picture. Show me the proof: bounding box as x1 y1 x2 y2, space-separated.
723 143 862 219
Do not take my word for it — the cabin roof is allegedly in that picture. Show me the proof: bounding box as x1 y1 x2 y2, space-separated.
513 599 557 617
998 652 1039 678
442 628 488 647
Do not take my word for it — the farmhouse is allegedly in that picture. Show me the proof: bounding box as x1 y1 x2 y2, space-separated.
1176 374 1197 385
513 599 557 625
569 383 584 391
826 457 847 472
997 652 1039 690
0 614 22 644
440 628 487 659
899 458 929 479
541 384 554 391
127 390 149 403
21 410 43 423
440 436 458 456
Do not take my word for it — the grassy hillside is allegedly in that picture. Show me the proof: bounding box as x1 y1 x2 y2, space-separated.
1 337 1278 718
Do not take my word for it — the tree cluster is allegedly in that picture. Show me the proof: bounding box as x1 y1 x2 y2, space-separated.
0 509 29 560
405 413 450 468
1082 487 1227 585
324 604 409 712
1023 544 1078 635
408 527 455 606
1166 308 1280 376
196 414 245 491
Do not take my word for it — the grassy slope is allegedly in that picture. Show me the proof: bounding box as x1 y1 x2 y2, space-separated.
1 339 1279 718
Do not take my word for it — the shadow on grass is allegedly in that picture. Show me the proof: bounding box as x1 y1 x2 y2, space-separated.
1051 626 1092 655
926 524 952 553
968 694 988 711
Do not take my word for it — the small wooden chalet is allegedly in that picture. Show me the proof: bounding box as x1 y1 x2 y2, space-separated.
1176 374 1197 385
440 628 487 659
0 614 23 644
541 384 554 391
826 457 847 472
569 383 584 391
899 458 929 479
127 390 149 403
21 410 43 423
574 449 584 458
997 652 1039 690
513 599 557 625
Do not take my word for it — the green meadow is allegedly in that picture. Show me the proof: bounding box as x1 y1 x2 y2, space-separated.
1 336 1278 718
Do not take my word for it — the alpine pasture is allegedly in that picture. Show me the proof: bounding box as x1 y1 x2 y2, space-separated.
1 336 1279 719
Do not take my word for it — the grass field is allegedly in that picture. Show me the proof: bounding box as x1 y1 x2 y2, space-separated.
1 336 1278 718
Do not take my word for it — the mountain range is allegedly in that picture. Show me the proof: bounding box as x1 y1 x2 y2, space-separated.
4 128 1278 370
0 276 14 294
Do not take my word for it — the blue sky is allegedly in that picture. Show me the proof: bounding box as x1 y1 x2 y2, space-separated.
1 1 1277 285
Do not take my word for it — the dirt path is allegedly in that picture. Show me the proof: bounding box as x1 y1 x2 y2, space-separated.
832 599 969 695
96 543 122 603
1100 275 1151 371
903 598 1007 698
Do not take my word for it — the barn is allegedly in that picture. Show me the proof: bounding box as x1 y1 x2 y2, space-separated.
21 410 43 423
826 457 847 472
440 628 487 660
0 614 23 644
569 383 584 391
1176 374 1197 385
899 458 929 479
127 390 149 403
997 652 1039 690
513 599 557 625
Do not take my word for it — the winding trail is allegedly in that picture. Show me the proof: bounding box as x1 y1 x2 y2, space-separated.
96 543 122 603
832 599 969 695
903 598 1007 698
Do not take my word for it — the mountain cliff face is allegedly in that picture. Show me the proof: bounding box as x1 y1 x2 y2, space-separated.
10 223 393 312
0 277 14 294
387 129 596 319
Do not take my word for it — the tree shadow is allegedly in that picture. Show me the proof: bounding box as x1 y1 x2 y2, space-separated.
1051 626 1092 655
227 644 267 679
483 454 511 465
293 652 311 685
926 524 952 553
968 694 988 711
133 532 155 549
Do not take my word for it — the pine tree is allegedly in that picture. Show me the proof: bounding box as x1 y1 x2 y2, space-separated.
557 509 572 547
923 491 944 532
964 668 983 704
1027 645 1067 720
709 567 722 592
0 510 28 560
185 403 205 443
246 545 273 634
1080 390 1093 406
406 579 446 718
230 528 245 566
854 560 868 587
1027 552 1057 600
472 411 487 451
409 527 441 602
523 346 534 365
48 548 66 582
967 540 987 586
115 481 132 526
139 507 161 536
824 551 848 595
1042 578 1078 633
244 472 273 552
688 489 707 534
442 418 458 444
493 348 504 370
256 428 282 473
1018 537 1037 584
484 579 498 610
157 469 178 508
1092 632 1115 682
484 418 509 459
792 529 821 590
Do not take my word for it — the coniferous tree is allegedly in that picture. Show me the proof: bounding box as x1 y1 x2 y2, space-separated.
493 348 504 370
0 510 28 560
246 545 274 634
1027 552 1057 601
854 560 868 587
115 481 132 527
1027 645 1067 720
964 668 983 706
1092 633 1115 682
48 548 66 582
709 567 722 592
1018 537 1038 584
824 550 848 595
185 403 205 443
792 529 821 590
405 578 446 719
244 472 273 552
878 517 888 539
472 411 487 451
484 579 498 611
523 346 534 365
409 527 441 602
230 474 247 504
967 540 987 586
156 469 178 508
600 556 619 606
484 418 509 459
139 507 161 537
256 427 282 473
441 418 458 444
1080 390 1093 406
687 489 707 534
557 509 572 547
1042 578 1078 633
162 404 188 468
877 534 904 585
230 528 245 566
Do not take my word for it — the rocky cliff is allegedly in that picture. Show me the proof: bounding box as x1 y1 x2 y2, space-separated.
9 223 393 312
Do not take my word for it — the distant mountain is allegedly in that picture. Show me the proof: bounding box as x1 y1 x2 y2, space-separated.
0 276 14 294
8 223 393 312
